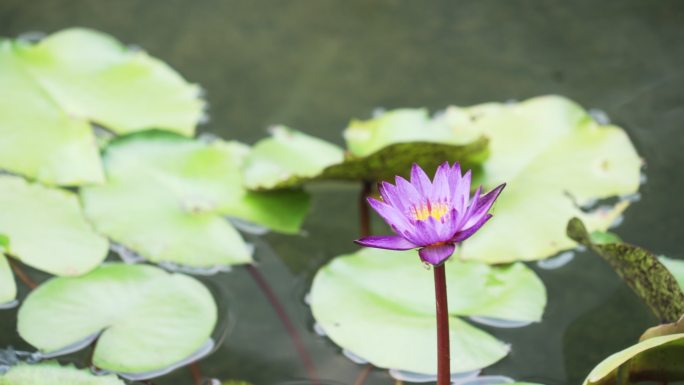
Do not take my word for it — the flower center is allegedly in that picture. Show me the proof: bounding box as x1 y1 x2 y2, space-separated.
411 201 450 221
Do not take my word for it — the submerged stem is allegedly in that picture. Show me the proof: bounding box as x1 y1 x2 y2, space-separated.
359 181 372 237
189 362 203 385
433 264 450 385
352 364 373 385
8 258 37 289
246 265 320 384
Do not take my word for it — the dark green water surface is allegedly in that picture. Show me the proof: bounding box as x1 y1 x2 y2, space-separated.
0 1 683 384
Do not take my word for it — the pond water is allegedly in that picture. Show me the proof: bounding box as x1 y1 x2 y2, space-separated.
0 1 683 384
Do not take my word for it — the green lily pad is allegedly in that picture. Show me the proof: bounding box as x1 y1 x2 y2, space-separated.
309 247 546 374
567 217 684 323
243 119 488 190
80 131 309 267
242 126 345 189
583 333 684 385
17 263 217 374
0 363 125 385
0 28 203 185
0 175 108 276
456 96 641 264
343 108 481 157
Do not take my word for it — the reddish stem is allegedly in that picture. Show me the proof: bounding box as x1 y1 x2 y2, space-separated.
434 264 451 385
352 364 373 385
8 258 37 289
189 362 203 385
246 265 319 384
359 181 372 237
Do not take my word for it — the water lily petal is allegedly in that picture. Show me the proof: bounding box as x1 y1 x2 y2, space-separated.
395 176 422 206
466 184 505 227
453 214 493 243
431 162 451 202
419 244 456 265
355 236 417 251
379 181 406 212
410 163 432 196
367 197 412 233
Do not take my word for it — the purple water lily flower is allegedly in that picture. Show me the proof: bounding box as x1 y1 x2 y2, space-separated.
355 162 505 266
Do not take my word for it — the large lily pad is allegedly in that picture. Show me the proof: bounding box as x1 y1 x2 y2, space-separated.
567 218 684 323
0 175 108 276
80 131 309 267
309 247 546 374
0 363 125 385
583 333 684 385
17 263 217 374
455 96 641 263
0 28 203 185
243 118 488 190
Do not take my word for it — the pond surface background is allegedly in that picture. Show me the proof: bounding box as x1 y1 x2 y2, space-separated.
1 1 683 384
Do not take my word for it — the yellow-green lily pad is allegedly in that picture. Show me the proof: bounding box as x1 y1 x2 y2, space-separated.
0 175 108 276
0 363 125 385
309 247 546 374
457 96 641 263
584 333 684 385
17 263 217 374
81 131 309 267
0 28 204 185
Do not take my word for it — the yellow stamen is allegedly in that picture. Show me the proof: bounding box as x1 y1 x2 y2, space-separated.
411 201 450 221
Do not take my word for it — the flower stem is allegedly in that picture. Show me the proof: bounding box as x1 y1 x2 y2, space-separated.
433 264 451 385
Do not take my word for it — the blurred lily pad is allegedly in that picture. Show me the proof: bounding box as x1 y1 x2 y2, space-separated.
309 247 546 374
583 333 684 385
0 28 204 185
456 96 641 264
0 175 108 276
243 118 488 190
568 217 684 323
18 263 217 374
81 131 309 267
0 363 125 385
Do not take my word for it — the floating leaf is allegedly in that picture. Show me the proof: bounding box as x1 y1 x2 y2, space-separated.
0 175 108 276
242 126 345 189
81 131 309 267
0 363 125 385
243 120 488 190
583 334 684 385
452 96 641 264
18 263 217 374
343 108 480 157
567 217 684 323
310 248 546 374
0 28 203 185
